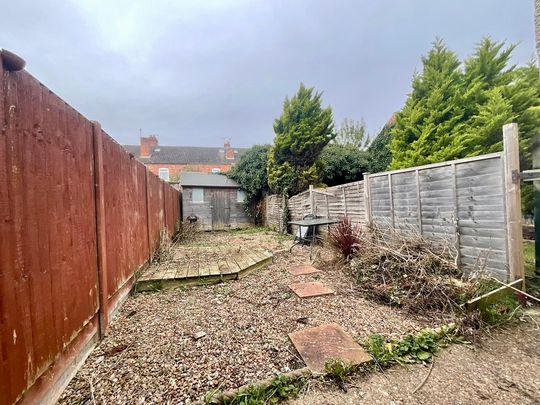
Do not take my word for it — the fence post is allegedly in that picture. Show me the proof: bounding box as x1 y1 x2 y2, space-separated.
363 172 371 223
325 194 329 218
342 186 348 218
450 163 461 267
144 171 152 259
387 173 395 228
534 133 540 279
309 185 314 215
91 121 109 338
415 169 423 235
502 123 524 284
162 181 168 235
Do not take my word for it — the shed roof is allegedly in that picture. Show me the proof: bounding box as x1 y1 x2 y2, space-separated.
180 172 240 188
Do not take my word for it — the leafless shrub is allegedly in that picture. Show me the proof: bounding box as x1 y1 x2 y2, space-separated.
173 220 200 244
152 228 173 263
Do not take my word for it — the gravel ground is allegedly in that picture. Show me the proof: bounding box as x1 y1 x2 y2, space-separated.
291 310 540 405
59 230 428 404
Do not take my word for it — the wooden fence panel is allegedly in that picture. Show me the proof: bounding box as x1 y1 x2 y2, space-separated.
265 194 283 231
266 147 518 281
370 175 391 226
0 52 182 405
391 171 419 231
146 171 165 255
101 134 150 301
163 184 180 234
0 68 99 405
456 156 507 278
368 153 509 279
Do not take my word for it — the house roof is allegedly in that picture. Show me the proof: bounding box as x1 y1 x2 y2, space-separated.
123 145 248 164
179 172 241 188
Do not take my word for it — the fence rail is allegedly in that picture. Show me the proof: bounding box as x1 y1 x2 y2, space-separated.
265 127 523 283
0 52 181 405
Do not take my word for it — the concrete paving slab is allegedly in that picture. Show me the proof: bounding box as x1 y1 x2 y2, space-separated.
288 323 372 372
288 281 334 298
288 265 322 276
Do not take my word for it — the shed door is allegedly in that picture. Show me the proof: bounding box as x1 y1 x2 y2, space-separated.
211 190 230 230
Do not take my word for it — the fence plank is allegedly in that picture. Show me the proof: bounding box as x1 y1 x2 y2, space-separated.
92 122 108 337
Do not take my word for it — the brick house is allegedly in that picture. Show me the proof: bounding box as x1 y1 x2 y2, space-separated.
124 135 248 181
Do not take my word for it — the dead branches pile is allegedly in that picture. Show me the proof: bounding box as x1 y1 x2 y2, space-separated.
152 221 200 263
173 220 199 244
351 225 473 318
152 228 173 263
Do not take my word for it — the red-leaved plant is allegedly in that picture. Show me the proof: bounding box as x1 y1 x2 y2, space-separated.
328 217 363 260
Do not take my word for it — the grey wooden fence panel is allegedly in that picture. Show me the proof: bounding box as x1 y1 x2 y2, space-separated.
368 153 508 278
265 194 283 231
455 157 507 277
418 166 455 241
264 151 510 280
391 172 420 231
370 175 392 226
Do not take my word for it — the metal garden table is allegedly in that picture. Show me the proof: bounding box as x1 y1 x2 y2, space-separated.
288 217 339 259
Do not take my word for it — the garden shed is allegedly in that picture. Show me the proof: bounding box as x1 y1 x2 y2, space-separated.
180 172 250 230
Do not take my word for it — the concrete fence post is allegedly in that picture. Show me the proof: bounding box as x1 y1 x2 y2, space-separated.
502 123 524 284
91 121 109 338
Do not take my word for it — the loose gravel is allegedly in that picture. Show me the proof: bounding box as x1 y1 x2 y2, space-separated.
58 230 431 404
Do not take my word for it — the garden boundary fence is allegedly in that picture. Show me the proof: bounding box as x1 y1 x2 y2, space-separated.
265 123 524 283
0 51 181 405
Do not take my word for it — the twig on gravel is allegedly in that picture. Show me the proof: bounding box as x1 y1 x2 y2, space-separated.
412 360 435 394
86 372 97 405
285 346 304 365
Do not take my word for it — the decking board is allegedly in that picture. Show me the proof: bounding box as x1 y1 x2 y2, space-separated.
136 246 274 291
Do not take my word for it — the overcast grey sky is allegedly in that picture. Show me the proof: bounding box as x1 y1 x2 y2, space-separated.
1 0 536 147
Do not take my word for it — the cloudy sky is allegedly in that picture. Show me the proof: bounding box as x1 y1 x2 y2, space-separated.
1 0 536 147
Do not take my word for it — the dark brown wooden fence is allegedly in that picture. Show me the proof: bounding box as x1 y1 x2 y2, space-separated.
0 52 181 405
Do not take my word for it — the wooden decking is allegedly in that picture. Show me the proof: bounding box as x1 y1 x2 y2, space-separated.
136 246 274 291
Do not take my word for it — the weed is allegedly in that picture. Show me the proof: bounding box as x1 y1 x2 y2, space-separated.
478 295 522 326
218 374 306 405
524 240 535 277
472 278 502 296
324 359 357 384
364 324 466 367
275 233 293 242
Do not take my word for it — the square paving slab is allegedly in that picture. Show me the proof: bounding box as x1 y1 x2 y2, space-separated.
288 281 334 298
288 265 322 276
288 323 372 372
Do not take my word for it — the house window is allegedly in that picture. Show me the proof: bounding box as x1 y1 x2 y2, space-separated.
211 168 221 173
192 188 204 203
158 168 170 181
237 189 246 203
